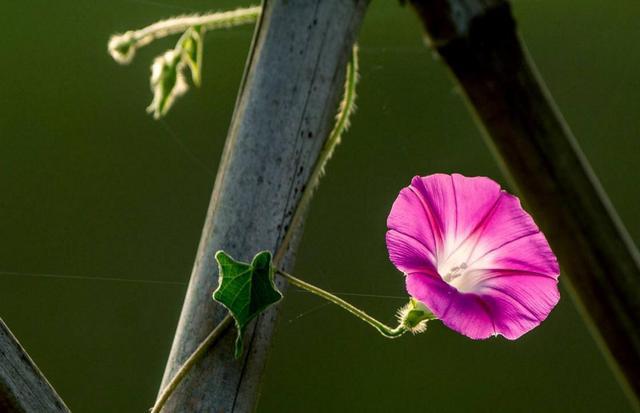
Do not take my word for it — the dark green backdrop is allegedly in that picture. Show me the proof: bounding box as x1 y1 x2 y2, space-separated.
1 1 638 412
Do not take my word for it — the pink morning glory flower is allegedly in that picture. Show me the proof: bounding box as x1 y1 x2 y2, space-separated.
386 174 560 340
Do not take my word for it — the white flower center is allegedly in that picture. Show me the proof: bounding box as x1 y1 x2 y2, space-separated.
437 234 491 293
442 262 467 283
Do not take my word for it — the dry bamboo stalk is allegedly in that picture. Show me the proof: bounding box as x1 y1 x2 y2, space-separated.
408 1 640 409
158 0 368 411
0 318 70 412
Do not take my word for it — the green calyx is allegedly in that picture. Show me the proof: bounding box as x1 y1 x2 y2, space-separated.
397 298 436 334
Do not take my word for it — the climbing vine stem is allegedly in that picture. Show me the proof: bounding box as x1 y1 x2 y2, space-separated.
150 315 233 413
273 43 359 266
148 39 361 412
111 4 365 411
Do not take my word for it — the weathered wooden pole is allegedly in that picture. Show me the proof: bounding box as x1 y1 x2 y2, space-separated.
0 318 69 412
158 0 368 411
408 0 640 409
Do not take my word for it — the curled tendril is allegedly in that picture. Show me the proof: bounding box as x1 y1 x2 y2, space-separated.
107 6 261 118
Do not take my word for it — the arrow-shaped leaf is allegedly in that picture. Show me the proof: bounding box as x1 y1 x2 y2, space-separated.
213 250 283 358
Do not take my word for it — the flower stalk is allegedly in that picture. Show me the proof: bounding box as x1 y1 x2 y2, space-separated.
276 269 410 338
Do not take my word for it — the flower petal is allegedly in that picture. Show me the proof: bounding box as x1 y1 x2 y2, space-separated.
386 230 437 275
478 272 560 339
468 193 559 277
410 174 502 254
473 231 559 278
407 271 560 340
386 185 439 257
406 273 495 339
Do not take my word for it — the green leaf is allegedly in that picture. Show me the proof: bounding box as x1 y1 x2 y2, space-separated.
180 26 204 87
213 250 283 358
146 50 188 118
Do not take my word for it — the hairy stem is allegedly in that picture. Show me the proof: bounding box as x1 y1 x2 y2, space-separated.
108 6 261 64
273 44 359 266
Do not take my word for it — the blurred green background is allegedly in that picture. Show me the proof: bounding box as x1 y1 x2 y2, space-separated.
1 1 639 412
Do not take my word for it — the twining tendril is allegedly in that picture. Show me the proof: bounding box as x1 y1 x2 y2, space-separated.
107 6 261 118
